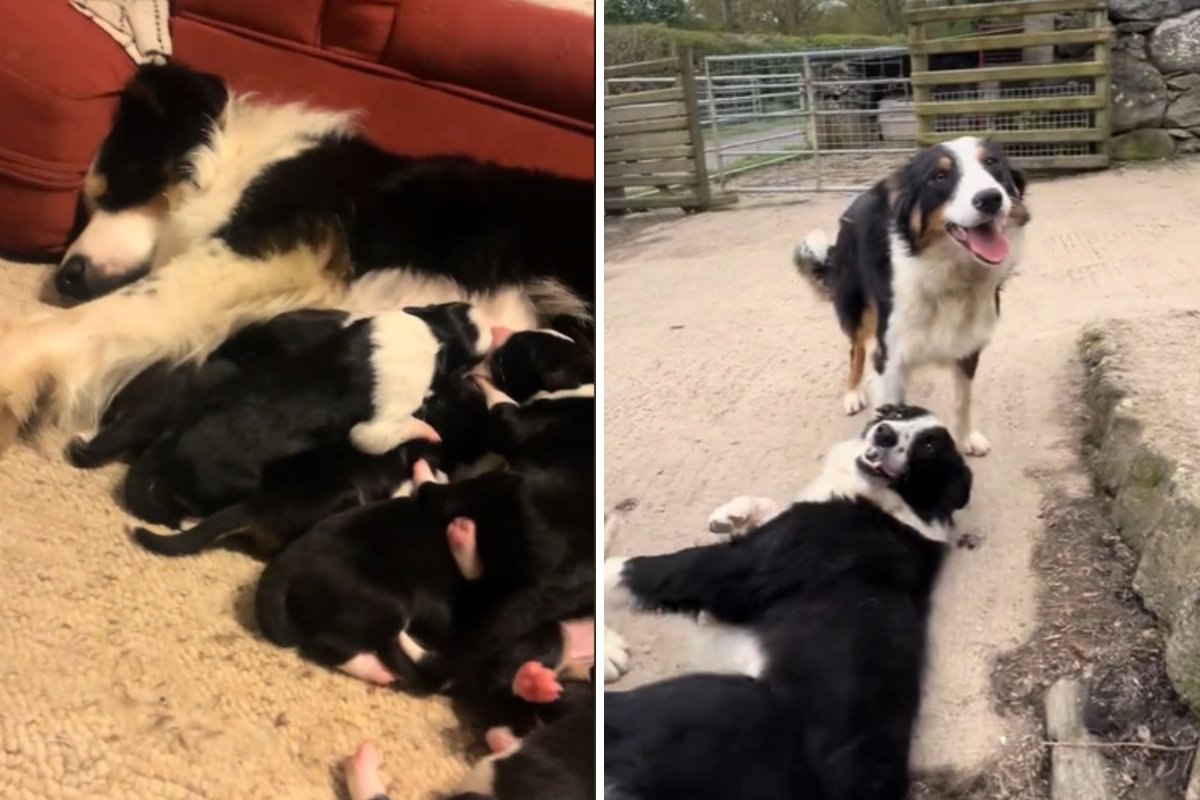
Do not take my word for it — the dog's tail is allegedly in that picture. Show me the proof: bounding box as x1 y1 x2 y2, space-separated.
132 503 252 557
526 277 593 326
792 228 836 301
254 555 298 647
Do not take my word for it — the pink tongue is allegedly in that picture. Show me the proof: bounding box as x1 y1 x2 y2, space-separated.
965 224 1009 264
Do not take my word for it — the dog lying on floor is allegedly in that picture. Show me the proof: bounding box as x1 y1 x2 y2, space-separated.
254 329 595 685
122 302 493 526
0 62 593 460
603 406 971 800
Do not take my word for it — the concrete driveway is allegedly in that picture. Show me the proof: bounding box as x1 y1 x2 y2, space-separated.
602 159 1200 776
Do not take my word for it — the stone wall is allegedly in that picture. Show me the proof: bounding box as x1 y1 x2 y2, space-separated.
1111 0 1200 158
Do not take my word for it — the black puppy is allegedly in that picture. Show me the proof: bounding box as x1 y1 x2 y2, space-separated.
252 329 595 684
344 701 595 800
132 365 490 558
123 302 492 526
604 406 971 800
65 309 348 468
396 562 595 712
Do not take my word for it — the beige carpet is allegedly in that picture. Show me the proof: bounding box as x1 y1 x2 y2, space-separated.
0 262 471 798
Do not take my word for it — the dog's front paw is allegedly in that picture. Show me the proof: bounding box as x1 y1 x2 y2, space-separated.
960 430 991 457
707 496 778 537
842 388 867 416
604 626 631 684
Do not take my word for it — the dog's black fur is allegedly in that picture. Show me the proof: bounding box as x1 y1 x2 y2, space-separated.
445 702 596 800
65 309 349 469
122 302 486 526
397 563 594 713
132 369 489 558
253 330 595 679
60 63 594 343
604 407 971 800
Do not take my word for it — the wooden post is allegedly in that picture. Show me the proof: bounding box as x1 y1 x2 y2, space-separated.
1092 7 1112 163
908 2 931 148
678 46 712 208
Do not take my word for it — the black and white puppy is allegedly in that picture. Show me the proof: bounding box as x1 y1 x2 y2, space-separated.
132 365 490 558
793 136 1030 456
122 302 492 526
604 406 971 800
253 329 595 685
65 308 349 468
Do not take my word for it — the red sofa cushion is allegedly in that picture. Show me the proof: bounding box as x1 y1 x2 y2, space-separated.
0 0 134 257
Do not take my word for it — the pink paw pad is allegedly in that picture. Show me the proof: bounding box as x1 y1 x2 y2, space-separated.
512 660 562 703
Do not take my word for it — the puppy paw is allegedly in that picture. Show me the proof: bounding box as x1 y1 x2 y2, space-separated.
345 740 388 800
842 388 867 416
707 496 778 537
960 430 991 457
64 436 100 468
512 660 562 703
446 517 482 579
485 726 520 755
604 626 631 684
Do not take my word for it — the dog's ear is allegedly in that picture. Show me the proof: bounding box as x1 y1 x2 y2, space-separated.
947 461 973 511
1010 166 1027 199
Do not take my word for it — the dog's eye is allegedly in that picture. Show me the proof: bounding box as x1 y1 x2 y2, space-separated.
930 170 947 183
984 156 998 167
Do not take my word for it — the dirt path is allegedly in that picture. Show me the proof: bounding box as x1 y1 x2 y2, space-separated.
602 159 1200 776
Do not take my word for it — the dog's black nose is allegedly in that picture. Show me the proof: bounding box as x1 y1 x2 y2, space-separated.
55 255 91 300
972 189 1003 215
874 423 898 448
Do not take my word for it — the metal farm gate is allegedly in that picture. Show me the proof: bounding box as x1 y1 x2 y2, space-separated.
906 0 1113 170
703 47 918 193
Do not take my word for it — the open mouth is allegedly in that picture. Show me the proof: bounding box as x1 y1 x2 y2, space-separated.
946 220 1009 266
856 447 895 480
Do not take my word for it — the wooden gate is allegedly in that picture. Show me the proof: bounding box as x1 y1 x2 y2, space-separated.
905 0 1113 171
604 47 736 213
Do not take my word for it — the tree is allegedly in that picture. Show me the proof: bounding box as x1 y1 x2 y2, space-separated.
742 0 823 34
605 0 689 24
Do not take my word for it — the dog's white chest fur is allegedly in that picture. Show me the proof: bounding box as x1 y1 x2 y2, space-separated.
885 232 1020 366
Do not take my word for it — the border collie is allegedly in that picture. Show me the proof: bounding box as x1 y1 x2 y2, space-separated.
603 406 971 800
0 62 592 450
793 136 1030 456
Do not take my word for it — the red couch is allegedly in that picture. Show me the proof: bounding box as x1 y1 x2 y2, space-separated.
0 0 594 259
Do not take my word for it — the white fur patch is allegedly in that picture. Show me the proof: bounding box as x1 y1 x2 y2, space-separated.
526 383 595 403
342 270 541 332
63 208 161 279
349 310 443 455
604 557 633 609
690 616 767 678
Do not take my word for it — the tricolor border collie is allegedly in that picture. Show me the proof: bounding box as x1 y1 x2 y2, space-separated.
603 406 971 800
793 136 1030 456
0 62 593 447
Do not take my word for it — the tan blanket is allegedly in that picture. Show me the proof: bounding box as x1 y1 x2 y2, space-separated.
0 261 471 798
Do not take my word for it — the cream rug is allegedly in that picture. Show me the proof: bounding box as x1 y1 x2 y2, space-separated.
0 261 473 798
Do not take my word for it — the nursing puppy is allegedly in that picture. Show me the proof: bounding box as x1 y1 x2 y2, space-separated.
604 406 971 800
132 368 489 558
396 562 595 711
793 136 1030 456
253 329 595 684
345 704 595 800
123 302 491 526
66 308 349 468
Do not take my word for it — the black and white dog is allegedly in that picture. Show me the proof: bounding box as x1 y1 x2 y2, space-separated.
793 136 1030 456
604 406 971 800
0 62 592 452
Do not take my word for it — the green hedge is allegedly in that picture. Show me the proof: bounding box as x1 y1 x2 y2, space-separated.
605 24 905 66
